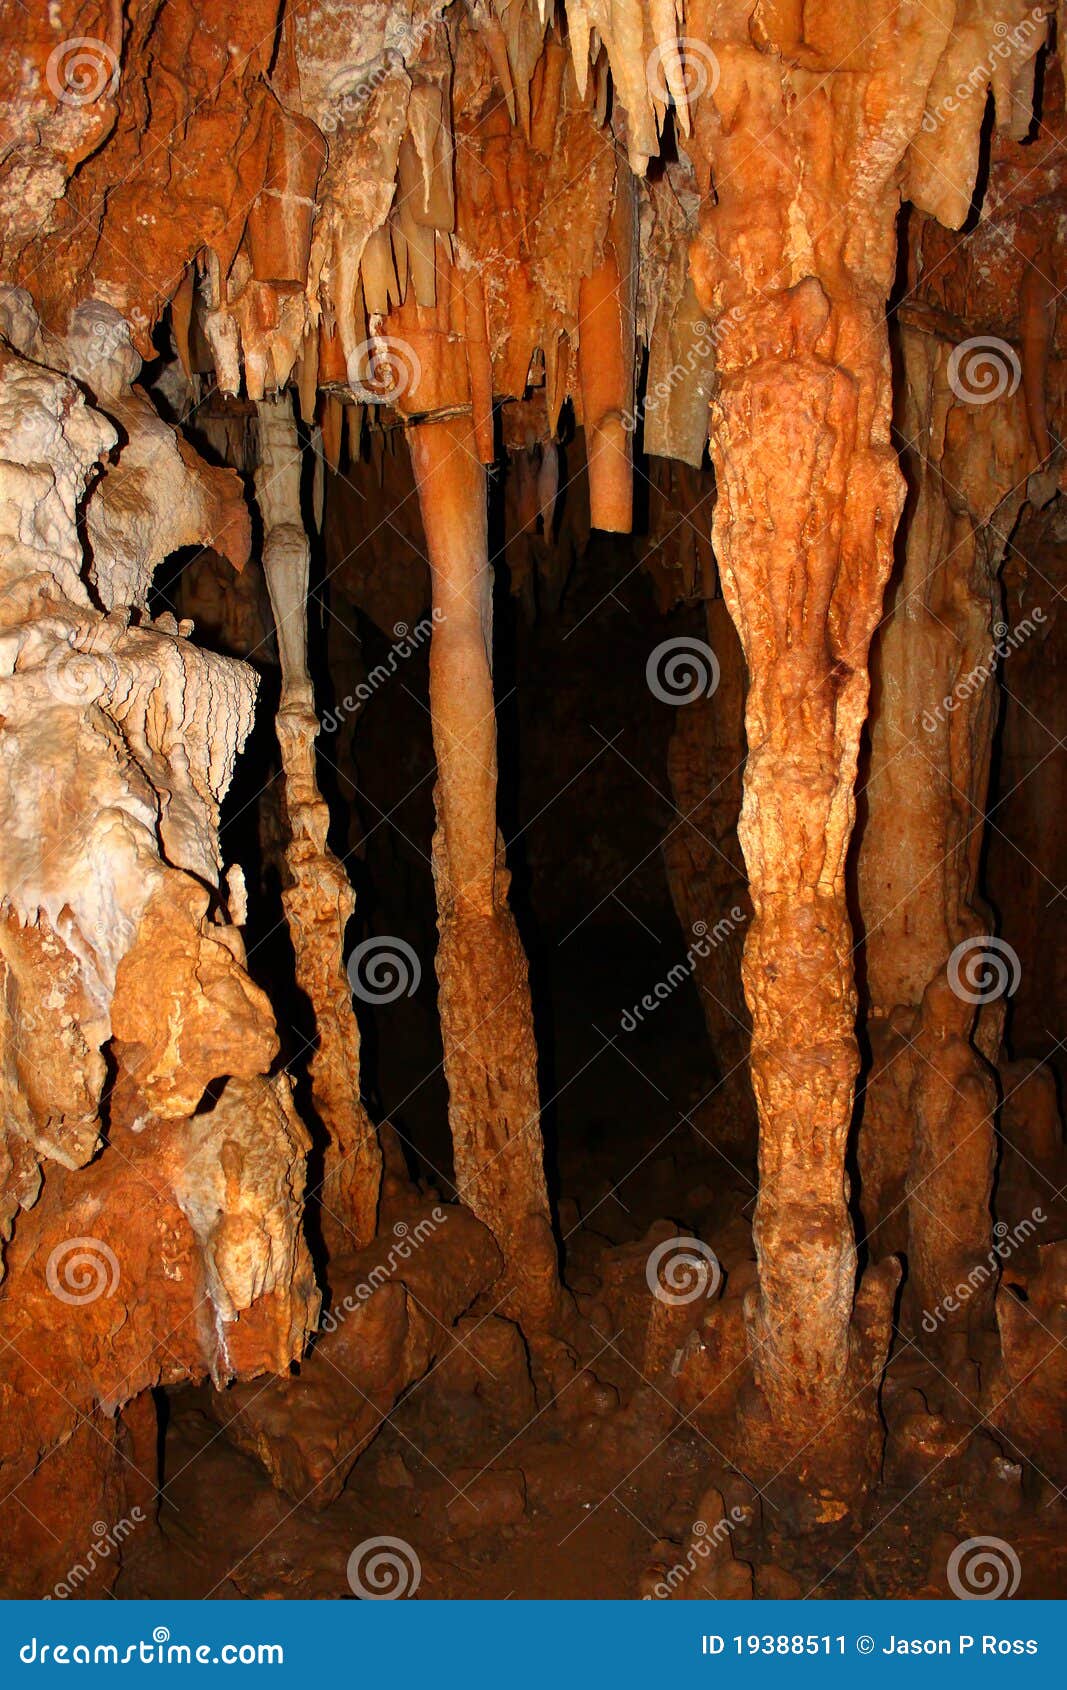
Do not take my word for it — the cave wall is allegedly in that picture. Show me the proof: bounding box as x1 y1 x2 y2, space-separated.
0 0 1064 1590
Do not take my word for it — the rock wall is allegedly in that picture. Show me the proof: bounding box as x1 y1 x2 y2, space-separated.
0 308 317 1596
0 0 1064 1583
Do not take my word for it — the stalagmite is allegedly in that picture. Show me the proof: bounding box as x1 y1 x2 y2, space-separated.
408 414 559 1331
255 396 381 1248
686 5 934 1520
858 261 1050 1352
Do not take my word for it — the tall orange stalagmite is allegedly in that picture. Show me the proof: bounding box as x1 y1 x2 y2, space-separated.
408 414 560 1332
683 0 975 1519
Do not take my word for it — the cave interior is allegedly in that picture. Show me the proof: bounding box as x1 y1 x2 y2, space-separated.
0 0 1065 1603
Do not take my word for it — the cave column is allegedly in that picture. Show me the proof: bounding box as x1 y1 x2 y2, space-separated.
857 314 1044 1354
703 273 901 1517
407 414 559 1331
683 13 955 1517
254 396 381 1249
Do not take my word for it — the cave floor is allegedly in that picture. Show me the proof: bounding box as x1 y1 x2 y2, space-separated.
118 939 1066 1602
115 1256 1067 1605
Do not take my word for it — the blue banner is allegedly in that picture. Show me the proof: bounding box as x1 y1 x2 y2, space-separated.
0 1600 1061 1684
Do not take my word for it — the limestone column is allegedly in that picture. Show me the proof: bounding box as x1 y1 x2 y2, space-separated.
683 1 962 1518
407 413 559 1331
857 312 1039 1354
255 395 381 1250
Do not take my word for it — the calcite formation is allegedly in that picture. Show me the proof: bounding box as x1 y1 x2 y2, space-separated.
0 313 317 1596
254 394 382 1250
0 0 1064 1599
409 414 559 1331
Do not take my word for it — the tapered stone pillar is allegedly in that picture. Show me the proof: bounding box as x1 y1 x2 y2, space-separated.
408 414 559 1331
255 396 381 1250
682 0 966 1518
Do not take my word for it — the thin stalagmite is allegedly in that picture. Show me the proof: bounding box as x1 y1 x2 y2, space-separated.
255 394 381 1249
408 413 559 1332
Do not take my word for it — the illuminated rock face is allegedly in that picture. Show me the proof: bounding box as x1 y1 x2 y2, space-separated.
0 323 318 1596
0 0 1064 1590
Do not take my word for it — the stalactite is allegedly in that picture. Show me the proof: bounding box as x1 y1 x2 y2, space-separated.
255 395 382 1249
407 413 559 1332
577 154 637 532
